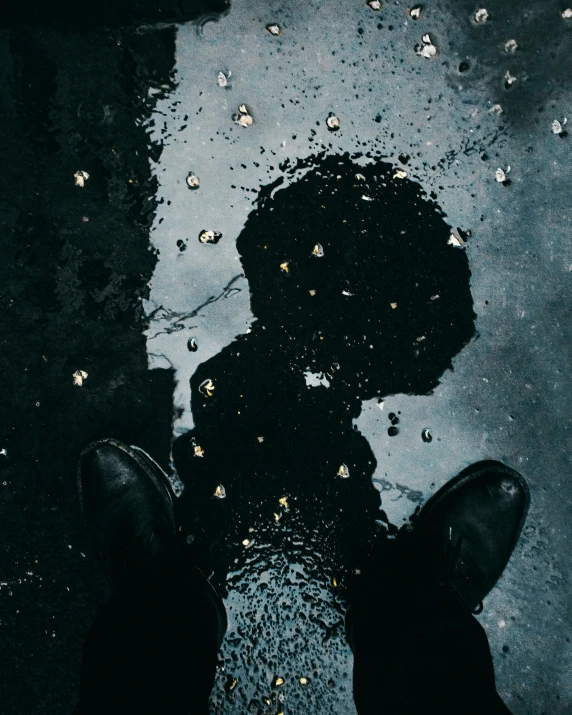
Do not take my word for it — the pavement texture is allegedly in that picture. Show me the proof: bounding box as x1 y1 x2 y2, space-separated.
0 1 571 713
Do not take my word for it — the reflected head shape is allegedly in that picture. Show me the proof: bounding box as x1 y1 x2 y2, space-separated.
236 153 475 400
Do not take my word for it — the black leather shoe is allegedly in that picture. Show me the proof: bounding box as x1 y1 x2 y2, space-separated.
411 460 530 613
78 438 177 590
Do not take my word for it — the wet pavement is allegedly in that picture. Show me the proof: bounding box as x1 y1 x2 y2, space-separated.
1 1 572 713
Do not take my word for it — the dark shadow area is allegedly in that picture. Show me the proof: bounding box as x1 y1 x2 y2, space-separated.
174 153 476 594
1 0 230 27
0 19 184 714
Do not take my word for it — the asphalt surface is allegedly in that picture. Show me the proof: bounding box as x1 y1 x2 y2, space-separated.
1 1 571 713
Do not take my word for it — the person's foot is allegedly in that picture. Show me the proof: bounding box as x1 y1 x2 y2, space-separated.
78 438 177 590
78 438 228 647
408 459 530 612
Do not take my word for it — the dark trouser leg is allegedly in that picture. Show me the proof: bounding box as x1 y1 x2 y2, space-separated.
351 587 512 715
74 567 223 715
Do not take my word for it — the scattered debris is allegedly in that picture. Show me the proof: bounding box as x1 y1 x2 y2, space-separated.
341 290 353 296
390 302 398 309
199 378 215 397
332 576 338 586
494 166 511 183
233 104 254 127
504 39 518 53
72 370 88 387
326 112 340 131
198 229 222 244
186 173 200 190
299 677 309 685
279 496 289 509
367 0 382 10
217 70 231 87
312 243 324 257
504 70 517 88
274 512 281 522
187 337 198 352
257 436 264 443
393 169 407 179
416 335 426 342
273 677 285 687
562 8 572 19
337 464 350 479
430 294 440 300
193 444 205 458
214 484 226 499
74 170 89 188
361 194 373 201
447 233 464 247
422 428 433 443
309 289 316 296
551 118 567 135
280 260 290 273
409 5 422 19
474 8 489 23
266 23 282 35
242 538 251 547
488 103 503 116
416 34 437 58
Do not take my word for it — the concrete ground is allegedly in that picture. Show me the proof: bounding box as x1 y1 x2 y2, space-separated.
0 1 571 713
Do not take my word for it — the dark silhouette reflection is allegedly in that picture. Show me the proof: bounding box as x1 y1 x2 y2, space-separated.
174 153 475 592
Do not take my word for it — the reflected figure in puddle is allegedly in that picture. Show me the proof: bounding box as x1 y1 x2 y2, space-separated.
74 156 529 714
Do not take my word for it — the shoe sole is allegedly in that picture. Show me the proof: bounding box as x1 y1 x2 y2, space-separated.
414 459 531 554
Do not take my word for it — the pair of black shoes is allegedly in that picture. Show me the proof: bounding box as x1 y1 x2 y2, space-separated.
78 439 529 638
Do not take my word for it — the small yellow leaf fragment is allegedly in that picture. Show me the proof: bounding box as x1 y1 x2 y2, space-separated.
228 678 238 691
312 243 324 257
274 676 284 687
233 104 254 127
199 379 215 397
333 576 338 587
73 370 88 387
279 496 289 509
447 233 463 247
214 484 226 499
337 463 350 479
257 436 265 443
390 302 397 309
193 444 205 457
393 169 407 179
299 677 309 685
280 261 290 273
309 289 316 296
74 170 89 187
274 512 281 522
326 113 340 131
